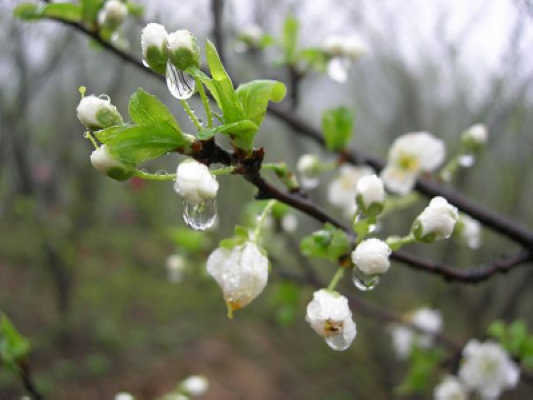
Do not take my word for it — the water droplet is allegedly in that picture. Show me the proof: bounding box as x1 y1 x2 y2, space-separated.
300 176 320 189
325 334 350 351
183 198 217 231
155 170 167 176
142 59 149 67
327 57 352 83
352 268 380 291
166 61 196 100
459 154 476 168
98 94 111 102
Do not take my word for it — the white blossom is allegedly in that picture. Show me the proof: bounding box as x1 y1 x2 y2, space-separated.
238 24 264 48
462 123 488 147
355 174 385 215
114 393 134 400
174 160 219 204
168 30 196 53
322 34 367 60
381 132 446 195
181 375 209 396
90 145 132 181
141 23 168 73
76 94 123 130
351 238 391 275
434 375 468 400
389 307 443 359
98 0 128 28
297 154 321 189
281 213 298 233
306 289 357 351
459 340 520 399
328 165 374 214
165 254 185 283
167 30 199 71
206 242 268 312
456 214 482 249
413 197 459 242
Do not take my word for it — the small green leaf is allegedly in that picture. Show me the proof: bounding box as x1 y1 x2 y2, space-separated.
487 320 507 341
0 314 31 371
236 80 286 127
508 320 528 355
168 228 209 253
96 122 188 165
13 3 42 20
198 120 258 141
126 2 144 17
299 48 329 71
300 224 350 262
42 3 82 22
328 229 351 261
322 106 354 151
282 13 299 64
80 0 103 27
128 88 181 132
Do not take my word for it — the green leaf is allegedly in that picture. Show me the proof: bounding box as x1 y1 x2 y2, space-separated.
300 224 350 262
0 314 31 371
508 320 528 355
328 229 351 261
80 0 103 27
126 2 144 17
299 48 329 71
128 88 181 132
96 122 188 165
282 13 299 64
13 3 42 20
198 120 258 142
168 228 209 253
322 107 354 151
236 80 286 127
42 3 82 22
487 320 507 341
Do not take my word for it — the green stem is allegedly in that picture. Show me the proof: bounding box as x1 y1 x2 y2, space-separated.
180 99 203 131
385 234 415 251
195 77 213 128
85 131 99 149
254 200 277 242
440 156 460 182
327 267 345 291
262 163 300 190
210 166 235 176
133 170 176 181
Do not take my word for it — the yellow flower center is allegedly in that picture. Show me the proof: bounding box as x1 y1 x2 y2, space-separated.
397 153 419 172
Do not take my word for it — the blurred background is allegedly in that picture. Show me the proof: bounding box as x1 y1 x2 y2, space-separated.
1 0 533 398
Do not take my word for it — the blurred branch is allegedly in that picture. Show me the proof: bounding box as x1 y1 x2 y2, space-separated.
18 359 43 400
211 0 226 65
35 11 533 283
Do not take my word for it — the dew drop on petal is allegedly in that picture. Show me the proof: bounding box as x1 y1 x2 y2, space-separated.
166 61 196 100
98 94 111 102
352 268 380 291
325 334 350 351
458 154 476 168
327 57 351 83
183 198 217 231
142 59 149 67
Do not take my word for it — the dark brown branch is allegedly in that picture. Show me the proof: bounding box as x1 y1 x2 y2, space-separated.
210 0 226 65
38 13 533 282
19 360 43 400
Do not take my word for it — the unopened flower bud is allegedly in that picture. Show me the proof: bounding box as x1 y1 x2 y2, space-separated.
98 0 128 30
434 375 468 400
77 95 123 131
461 123 488 151
141 23 169 75
412 197 459 243
306 289 356 351
207 242 269 313
355 174 385 216
174 160 219 203
167 30 200 71
90 145 133 181
297 154 321 188
351 238 391 275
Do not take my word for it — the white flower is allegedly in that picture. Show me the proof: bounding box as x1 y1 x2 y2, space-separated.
174 160 219 203
305 289 357 351
141 23 168 74
114 393 134 400
462 123 488 148
281 213 298 233
167 30 200 70
434 375 468 400
238 24 264 47
165 255 185 283
355 174 385 215
98 0 128 28
207 242 268 313
381 132 446 195
389 307 443 359
413 197 459 242
322 34 367 60
297 154 321 189
459 340 520 399
90 145 132 181
351 238 391 275
76 94 123 130
181 375 209 396
328 165 374 212
456 214 481 249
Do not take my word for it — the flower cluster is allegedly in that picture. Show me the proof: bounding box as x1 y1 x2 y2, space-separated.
434 340 519 399
98 0 128 30
389 307 443 359
306 289 357 351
